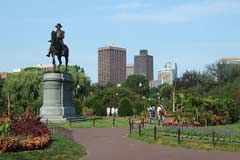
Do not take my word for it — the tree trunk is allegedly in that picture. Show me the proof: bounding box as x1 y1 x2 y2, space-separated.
7 94 10 115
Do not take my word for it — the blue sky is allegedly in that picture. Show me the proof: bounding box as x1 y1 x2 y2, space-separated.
1 0 240 82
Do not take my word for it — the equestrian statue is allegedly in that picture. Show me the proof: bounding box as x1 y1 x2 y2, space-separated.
46 23 69 71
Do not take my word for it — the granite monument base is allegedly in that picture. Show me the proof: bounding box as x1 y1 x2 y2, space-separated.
40 72 84 123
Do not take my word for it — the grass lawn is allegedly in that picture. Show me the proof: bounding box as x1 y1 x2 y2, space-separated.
0 135 86 160
129 126 240 152
48 117 130 129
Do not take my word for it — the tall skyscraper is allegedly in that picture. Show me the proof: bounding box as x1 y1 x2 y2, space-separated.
158 62 177 85
98 46 126 86
134 49 153 81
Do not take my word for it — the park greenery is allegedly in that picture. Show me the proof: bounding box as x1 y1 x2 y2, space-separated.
0 109 51 153
129 126 240 151
0 61 240 126
0 65 91 115
0 135 86 160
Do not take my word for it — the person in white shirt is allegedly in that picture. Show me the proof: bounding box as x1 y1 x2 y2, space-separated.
107 107 110 118
148 106 152 118
157 105 161 120
111 107 115 118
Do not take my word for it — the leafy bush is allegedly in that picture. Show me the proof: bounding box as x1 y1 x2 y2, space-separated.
92 102 105 116
73 99 83 115
11 112 49 136
82 107 94 116
0 134 50 152
0 111 51 152
0 137 18 152
118 97 133 117
160 84 173 99
0 122 11 136
133 101 144 115
19 134 50 151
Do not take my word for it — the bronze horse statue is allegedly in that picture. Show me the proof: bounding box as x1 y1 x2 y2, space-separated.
48 31 69 71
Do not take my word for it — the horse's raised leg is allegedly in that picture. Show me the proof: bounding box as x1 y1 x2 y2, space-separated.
65 55 68 72
52 54 56 71
57 55 62 71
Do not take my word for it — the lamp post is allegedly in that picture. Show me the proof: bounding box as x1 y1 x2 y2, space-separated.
115 92 119 108
138 82 142 100
157 92 160 104
115 83 121 111
172 81 176 112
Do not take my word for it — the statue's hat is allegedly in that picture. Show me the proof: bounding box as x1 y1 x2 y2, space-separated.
55 23 63 28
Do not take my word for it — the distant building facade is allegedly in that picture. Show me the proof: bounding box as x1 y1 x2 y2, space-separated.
158 62 177 85
0 72 7 79
134 49 153 81
98 46 126 86
13 68 24 73
149 80 161 88
36 64 54 71
126 64 134 79
220 58 240 65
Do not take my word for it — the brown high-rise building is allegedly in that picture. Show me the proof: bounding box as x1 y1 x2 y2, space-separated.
134 49 153 81
98 46 126 86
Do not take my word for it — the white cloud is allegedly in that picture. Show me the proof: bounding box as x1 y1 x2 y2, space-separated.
113 0 240 22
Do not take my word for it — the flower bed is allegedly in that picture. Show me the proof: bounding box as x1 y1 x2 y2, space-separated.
0 112 51 153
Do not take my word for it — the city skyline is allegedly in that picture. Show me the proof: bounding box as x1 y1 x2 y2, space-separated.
1 0 240 83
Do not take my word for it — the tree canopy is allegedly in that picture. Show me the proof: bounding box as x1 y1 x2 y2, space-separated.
123 74 149 96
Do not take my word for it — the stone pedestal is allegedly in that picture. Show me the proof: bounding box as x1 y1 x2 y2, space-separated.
40 72 83 123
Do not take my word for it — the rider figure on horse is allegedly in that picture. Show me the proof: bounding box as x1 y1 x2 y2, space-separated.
46 23 65 57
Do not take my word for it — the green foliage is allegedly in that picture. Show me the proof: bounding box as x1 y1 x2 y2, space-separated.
0 135 86 160
0 122 11 136
2 69 43 113
160 84 173 99
63 65 91 100
176 93 239 124
82 107 94 116
206 62 240 84
118 97 133 116
133 101 144 115
175 70 216 95
0 77 4 114
123 74 149 96
92 101 105 116
0 65 91 114
85 86 137 116
129 127 240 151
73 99 83 115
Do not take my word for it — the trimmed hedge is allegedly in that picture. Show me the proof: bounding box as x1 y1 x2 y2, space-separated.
118 97 133 116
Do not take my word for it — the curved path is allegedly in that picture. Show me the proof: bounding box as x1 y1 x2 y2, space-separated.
72 128 240 160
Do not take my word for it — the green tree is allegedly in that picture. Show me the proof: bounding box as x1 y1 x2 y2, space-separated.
123 74 149 97
160 84 173 99
85 86 137 115
118 97 133 116
2 68 43 113
64 65 91 100
133 101 144 115
0 77 4 114
73 99 83 115
206 62 240 84
92 101 105 116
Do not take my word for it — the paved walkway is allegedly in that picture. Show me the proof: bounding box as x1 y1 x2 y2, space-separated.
72 128 240 160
